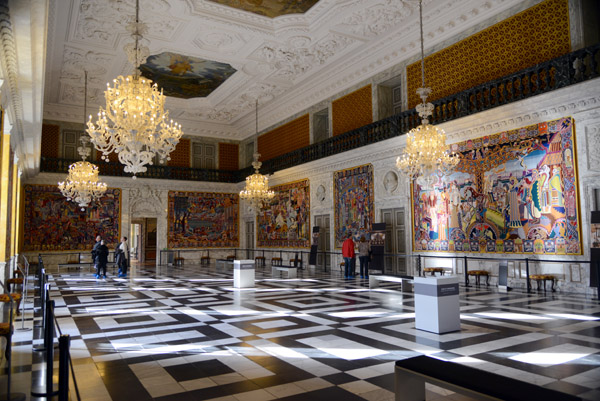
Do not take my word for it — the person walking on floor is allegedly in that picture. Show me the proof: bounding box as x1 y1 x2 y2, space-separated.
116 236 130 278
95 240 109 279
358 235 371 279
342 232 356 279
92 235 102 277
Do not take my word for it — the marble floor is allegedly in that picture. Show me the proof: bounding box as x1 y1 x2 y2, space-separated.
2 262 600 400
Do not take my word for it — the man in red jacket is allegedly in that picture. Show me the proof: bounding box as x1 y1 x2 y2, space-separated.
342 232 356 279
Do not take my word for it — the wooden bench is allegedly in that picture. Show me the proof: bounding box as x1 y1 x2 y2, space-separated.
369 274 413 292
530 274 556 292
174 257 185 266
226 255 235 261
272 265 297 279
271 257 283 266
466 270 490 286
395 355 581 401
254 256 266 267
200 255 210 265
423 267 445 277
289 258 303 268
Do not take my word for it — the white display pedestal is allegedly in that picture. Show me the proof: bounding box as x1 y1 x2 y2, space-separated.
414 276 460 334
233 260 255 288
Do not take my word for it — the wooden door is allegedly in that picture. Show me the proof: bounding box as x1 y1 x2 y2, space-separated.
314 214 331 270
381 208 406 275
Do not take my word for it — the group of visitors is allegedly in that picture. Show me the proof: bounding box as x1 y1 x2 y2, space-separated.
92 236 130 279
342 232 371 279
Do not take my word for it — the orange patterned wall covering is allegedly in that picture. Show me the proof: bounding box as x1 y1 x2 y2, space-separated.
406 0 570 109
41 124 60 158
332 85 373 136
258 114 309 162
168 138 190 167
219 143 239 171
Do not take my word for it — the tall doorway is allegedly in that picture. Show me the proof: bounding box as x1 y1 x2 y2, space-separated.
145 218 157 261
245 221 254 259
314 214 331 271
380 208 406 275
130 223 141 261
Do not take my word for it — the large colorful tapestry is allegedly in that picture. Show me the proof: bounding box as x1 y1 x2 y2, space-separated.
334 164 374 248
412 117 582 255
257 179 310 248
168 191 239 248
23 185 121 251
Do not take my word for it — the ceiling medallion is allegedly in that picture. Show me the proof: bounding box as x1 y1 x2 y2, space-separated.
86 0 183 178
396 0 459 190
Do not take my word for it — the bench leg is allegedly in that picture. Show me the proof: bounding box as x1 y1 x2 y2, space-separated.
551 279 556 292
395 368 425 401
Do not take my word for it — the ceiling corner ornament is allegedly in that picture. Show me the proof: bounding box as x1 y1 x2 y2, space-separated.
86 0 183 179
239 101 275 210
396 0 458 190
59 71 107 210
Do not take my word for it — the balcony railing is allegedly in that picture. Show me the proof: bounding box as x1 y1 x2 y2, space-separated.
40 43 599 182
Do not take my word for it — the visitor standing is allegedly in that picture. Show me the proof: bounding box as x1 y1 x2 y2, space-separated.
116 236 130 278
95 240 109 279
92 235 102 277
358 236 371 279
342 232 356 279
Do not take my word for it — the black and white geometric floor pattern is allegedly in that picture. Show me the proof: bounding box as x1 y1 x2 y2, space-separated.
6 263 600 400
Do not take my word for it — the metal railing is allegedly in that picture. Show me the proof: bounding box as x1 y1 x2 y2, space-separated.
39 43 600 182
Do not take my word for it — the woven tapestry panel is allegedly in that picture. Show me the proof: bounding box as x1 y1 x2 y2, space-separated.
23 185 121 251
412 117 581 255
257 179 310 248
168 191 239 248
334 164 374 248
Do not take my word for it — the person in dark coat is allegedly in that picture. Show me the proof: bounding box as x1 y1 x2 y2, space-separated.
115 236 130 278
92 235 102 277
95 240 109 279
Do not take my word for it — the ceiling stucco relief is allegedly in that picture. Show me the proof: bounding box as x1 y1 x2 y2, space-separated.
74 0 181 46
193 30 248 54
255 34 356 82
334 1 414 39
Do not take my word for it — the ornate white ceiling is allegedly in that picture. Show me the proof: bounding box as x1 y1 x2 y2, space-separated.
43 0 527 140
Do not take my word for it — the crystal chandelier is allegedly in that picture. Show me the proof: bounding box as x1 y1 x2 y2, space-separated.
396 0 459 190
59 72 108 211
86 0 183 178
239 101 275 210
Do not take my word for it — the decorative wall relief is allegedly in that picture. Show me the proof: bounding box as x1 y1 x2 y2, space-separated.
586 124 600 171
167 191 239 248
257 179 310 248
334 164 374 248
412 117 582 255
23 185 121 251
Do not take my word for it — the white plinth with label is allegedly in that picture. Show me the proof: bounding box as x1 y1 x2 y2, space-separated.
233 260 255 288
414 276 460 333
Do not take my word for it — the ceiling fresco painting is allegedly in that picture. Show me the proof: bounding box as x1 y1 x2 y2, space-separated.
139 52 237 99
207 0 320 18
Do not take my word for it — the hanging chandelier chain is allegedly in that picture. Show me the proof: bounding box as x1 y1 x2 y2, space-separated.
419 0 425 89
59 70 107 210
240 100 275 211
396 0 459 189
